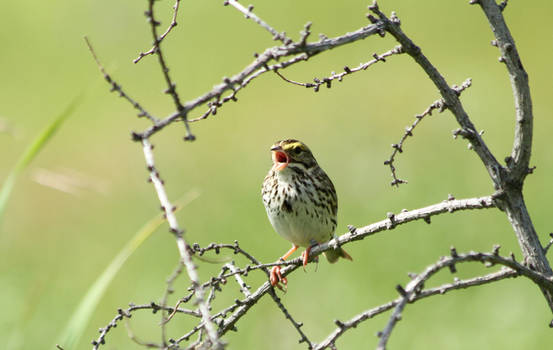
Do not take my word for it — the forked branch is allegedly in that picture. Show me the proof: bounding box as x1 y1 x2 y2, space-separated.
85 1 553 349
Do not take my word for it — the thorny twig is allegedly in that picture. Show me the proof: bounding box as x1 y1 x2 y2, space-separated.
275 46 403 92
371 0 553 312
176 196 495 346
368 2 502 187
134 0 182 63
86 0 553 348
84 37 159 123
145 0 194 141
134 18 386 138
141 138 221 349
160 262 184 346
193 266 231 346
92 302 200 349
315 267 518 349
268 288 313 348
225 0 292 44
376 248 553 350
385 78 473 186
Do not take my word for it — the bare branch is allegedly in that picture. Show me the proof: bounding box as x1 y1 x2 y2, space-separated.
312 195 495 257
141 139 220 349
376 249 553 349
369 3 504 189
85 1 553 348
160 262 184 346
275 46 403 92
145 0 194 141
215 195 495 337
226 262 252 297
385 78 472 186
190 266 232 349
91 196 495 348
268 289 313 348
315 268 517 349
225 0 292 44
477 0 533 184
370 0 553 312
134 20 385 139
92 303 200 349
134 0 181 63
471 0 553 310
84 37 159 123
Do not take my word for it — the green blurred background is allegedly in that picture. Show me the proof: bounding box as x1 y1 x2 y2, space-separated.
1 0 552 348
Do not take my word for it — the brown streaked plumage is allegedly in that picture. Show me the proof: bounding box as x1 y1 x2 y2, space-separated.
261 139 352 289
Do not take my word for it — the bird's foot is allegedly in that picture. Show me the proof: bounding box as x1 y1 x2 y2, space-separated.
270 265 287 291
301 244 319 271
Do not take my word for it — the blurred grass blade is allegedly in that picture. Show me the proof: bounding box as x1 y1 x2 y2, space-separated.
0 98 81 220
57 190 200 349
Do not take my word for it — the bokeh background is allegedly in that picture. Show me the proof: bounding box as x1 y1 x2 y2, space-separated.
1 0 552 349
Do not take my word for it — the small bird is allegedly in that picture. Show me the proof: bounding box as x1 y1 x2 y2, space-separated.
261 139 352 289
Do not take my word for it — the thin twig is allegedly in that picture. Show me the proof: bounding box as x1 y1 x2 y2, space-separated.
274 46 403 92
268 288 313 348
135 0 181 63
84 36 159 123
314 268 517 349
226 262 252 297
214 195 496 336
145 0 194 141
371 0 553 312
92 195 496 348
194 266 231 346
376 248 553 350
160 262 184 346
92 303 199 349
225 0 292 44
385 78 472 186
369 2 503 188
134 20 385 138
141 139 220 349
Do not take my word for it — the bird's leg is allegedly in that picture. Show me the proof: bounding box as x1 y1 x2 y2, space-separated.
270 244 298 289
300 240 319 271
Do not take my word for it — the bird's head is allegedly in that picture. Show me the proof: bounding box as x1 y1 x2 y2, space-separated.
270 139 317 171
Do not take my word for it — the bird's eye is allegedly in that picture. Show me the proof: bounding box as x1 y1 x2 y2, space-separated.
293 147 302 154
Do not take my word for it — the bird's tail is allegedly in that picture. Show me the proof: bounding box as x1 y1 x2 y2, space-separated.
324 247 353 264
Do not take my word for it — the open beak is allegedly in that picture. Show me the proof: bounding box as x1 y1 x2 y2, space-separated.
271 145 289 171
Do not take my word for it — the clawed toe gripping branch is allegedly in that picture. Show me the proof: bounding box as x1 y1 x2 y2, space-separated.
83 0 553 349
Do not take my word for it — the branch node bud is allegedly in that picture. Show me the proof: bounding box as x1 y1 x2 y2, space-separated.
395 284 407 297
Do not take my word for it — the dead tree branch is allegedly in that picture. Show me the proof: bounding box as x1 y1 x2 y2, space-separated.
368 2 503 188
85 37 159 123
315 267 518 349
83 0 553 349
275 46 403 92
209 196 496 341
141 138 221 349
369 0 553 311
133 19 386 139
225 0 292 44
134 0 181 63
376 249 553 350
385 78 473 186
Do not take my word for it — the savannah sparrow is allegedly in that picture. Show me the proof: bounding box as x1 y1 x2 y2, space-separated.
261 139 352 289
